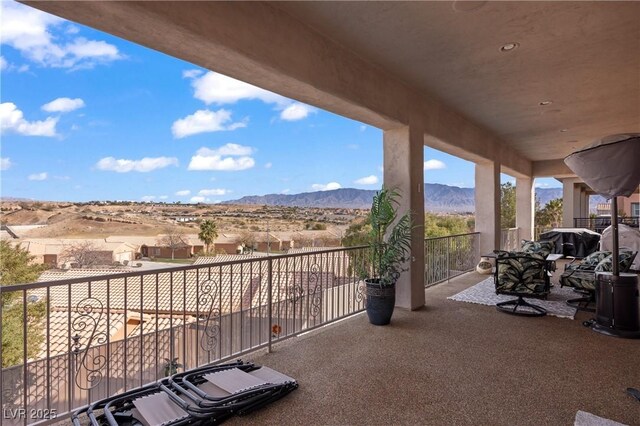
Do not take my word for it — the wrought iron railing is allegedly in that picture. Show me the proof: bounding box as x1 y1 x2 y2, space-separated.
574 217 639 233
500 227 520 251
0 246 368 425
424 232 480 287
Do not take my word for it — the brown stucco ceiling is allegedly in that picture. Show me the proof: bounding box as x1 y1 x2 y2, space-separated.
276 1 640 161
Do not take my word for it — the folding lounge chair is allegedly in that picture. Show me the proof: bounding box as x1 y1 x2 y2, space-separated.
169 361 298 417
71 361 298 426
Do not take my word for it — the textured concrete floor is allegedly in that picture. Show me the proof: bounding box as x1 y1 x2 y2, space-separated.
231 270 640 426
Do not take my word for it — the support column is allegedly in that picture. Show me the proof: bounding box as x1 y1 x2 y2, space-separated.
516 176 535 241
562 178 580 227
475 161 501 254
580 190 590 218
383 126 425 310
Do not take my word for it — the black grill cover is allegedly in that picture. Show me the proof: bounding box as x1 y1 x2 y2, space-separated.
540 228 601 257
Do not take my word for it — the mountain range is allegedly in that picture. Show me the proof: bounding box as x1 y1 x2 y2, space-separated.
224 183 600 212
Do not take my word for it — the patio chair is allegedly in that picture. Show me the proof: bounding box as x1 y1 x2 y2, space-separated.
520 240 555 258
560 250 637 312
71 361 298 426
494 251 551 316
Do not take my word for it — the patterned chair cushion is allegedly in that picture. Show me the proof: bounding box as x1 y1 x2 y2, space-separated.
560 251 637 292
521 240 555 258
495 252 549 296
594 250 637 272
565 250 611 271
561 270 597 291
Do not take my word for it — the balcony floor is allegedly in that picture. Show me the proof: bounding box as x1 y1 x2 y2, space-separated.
232 271 640 425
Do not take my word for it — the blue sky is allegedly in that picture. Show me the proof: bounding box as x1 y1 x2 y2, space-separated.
0 1 557 203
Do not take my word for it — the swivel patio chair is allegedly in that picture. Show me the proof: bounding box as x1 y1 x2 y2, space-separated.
520 240 555 258
71 360 298 426
494 251 551 316
560 250 637 312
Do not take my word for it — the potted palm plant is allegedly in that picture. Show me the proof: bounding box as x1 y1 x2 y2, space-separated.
363 187 413 325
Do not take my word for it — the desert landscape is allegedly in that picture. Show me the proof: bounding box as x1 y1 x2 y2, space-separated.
0 200 361 239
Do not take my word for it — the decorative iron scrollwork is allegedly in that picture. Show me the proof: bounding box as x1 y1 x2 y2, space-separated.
355 280 365 304
308 263 322 318
72 297 107 390
286 283 304 303
198 279 220 353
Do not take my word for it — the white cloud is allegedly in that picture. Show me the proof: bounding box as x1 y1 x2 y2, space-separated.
96 156 178 173
354 175 379 185
182 69 203 79
159 195 169 200
264 162 273 169
185 71 318 122
359 125 367 132
204 143 253 156
1 102 58 136
175 190 191 196
0 56 6 70
187 71 287 106
188 146 255 171
198 188 228 196
281 189 291 194
424 159 446 171
171 109 247 138
312 182 342 191
0 157 12 170
141 195 156 202
190 196 207 203
280 103 315 121
28 172 48 181
0 2 123 69
41 97 85 113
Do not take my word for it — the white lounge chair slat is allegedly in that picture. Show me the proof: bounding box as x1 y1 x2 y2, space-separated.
249 366 295 384
203 368 268 394
132 392 189 426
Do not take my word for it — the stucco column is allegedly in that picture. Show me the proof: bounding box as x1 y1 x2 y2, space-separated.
580 190 590 218
475 161 501 254
516 176 535 241
383 126 425 310
562 178 580 227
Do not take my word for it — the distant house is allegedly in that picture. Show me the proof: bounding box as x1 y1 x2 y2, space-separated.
17 238 137 267
174 216 197 223
596 193 640 218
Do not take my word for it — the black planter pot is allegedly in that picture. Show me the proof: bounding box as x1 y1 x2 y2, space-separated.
365 279 395 325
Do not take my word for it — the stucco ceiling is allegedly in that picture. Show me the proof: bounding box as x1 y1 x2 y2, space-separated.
276 1 640 161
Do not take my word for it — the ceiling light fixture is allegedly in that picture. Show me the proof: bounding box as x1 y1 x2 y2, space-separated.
560 129 569 133
500 42 519 52
539 101 553 106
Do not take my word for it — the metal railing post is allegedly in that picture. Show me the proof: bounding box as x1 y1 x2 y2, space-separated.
267 257 273 354
446 237 451 282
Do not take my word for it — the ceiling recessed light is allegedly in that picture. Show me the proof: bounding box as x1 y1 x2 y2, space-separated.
500 42 519 52
539 101 553 106
560 129 568 133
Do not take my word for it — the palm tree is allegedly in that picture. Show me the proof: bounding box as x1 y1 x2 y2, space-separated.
198 219 218 255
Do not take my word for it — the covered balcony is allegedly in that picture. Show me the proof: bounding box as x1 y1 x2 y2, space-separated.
3 1 640 424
